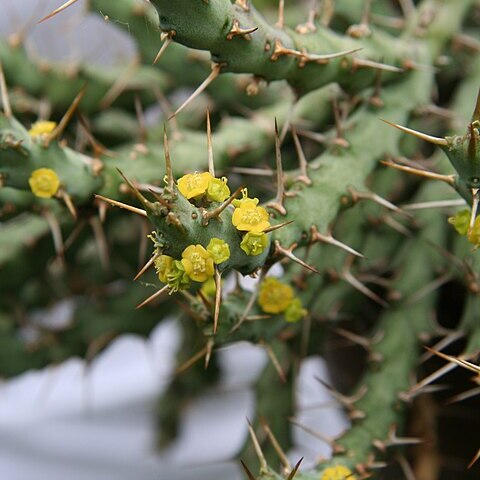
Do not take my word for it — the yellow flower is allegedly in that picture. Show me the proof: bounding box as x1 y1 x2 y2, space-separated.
240 232 268 256
207 238 230 264
320 465 357 480
258 278 294 314
285 298 307 323
28 121 57 138
206 177 230 202
181 244 215 282
28 168 60 198
232 200 270 232
448 209 470 236
154 254 174 283
177 172 213 199
232 188 259 207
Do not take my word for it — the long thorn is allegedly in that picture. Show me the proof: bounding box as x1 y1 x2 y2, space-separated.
445 386 480 405
264 220 294 234
276 0 285 28
312 227 364 258
170 63 223 118
100 59 138 109
205 339 214 369
240 460 256 480
354 58 403 72
471 88 480 123
343 268 389 307
247 419 268 472
163 125 174 190
37 0 80 23
468 123 477 162
0 62 12 118
135 285 169 310
404 363 457 398
175 345 208 375
424 347 480 375
291 127 311 185
45 83 87 147
309 47 363 62
268 118 286 214
262 342 287 383
381 119 448 146
213 268 222 334
206 109 215 176
94 194 147 217
469 188 479 232
43 210 64 262
203 185 244 221
153 35 173 65
402 199 466 210
134 251 160 281
289 417 344 453
229 280 262 333
116 168 150 207
259 416 291 469
469 448 480 469
89 216 110 271
60 191 77 219
381 160 455 185
275 241 321 274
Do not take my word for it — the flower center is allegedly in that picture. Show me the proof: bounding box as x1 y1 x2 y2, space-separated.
190 253 206 273
187 174 204 190
243 209 261 224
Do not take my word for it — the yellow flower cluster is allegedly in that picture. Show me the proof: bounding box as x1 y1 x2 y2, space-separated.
448 209 480 247
177 172 230 202
28 121 57 138
28 168 61 198
258 278 307 322
231 188 270 257
176 174 270 257
154 239 230 289
320 465 357 480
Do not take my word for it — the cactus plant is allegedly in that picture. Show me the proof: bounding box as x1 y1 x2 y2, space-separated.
1 0 480 478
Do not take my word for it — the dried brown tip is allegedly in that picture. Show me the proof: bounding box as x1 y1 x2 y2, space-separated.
240 460 256 480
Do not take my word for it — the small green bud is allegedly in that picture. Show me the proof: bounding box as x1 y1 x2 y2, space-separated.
448 209 471 236
207 237 230 264
206 177 230 202
166 260 191 291
240 232 268 256
285 298 307 323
